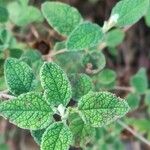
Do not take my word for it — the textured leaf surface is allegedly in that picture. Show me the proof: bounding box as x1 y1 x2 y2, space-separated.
31 129 46 145
0 92 53 130
0 6 9 23
4 58 35 95
130 68 148 94
69 74 93 100
67 22 103 50
41 122 72 150
69 113 95 146
42 2 82 36
111 0 149 27
78 91 129 127
40 62 72 106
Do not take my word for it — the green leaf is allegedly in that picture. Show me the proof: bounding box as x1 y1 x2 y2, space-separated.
41 122 72 150
78 91 129 127
104 29 125 47
69 113 95 146
31 129 46 145
145 90 150 105
130 68 148 94
69 73 94 100
42 2 82 36
82 51 106 72
4 58 35 95
8 2 43 26
144 6 150 27
96 69 117 85
54 51 83 73
126 93 140 109
67 22 103 50
0 6 9 23
111 0 149 27
0 29 16 52
0 92 53 130
40 62 72 106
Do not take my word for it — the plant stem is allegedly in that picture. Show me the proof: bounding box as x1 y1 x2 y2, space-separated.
114 86 134 92
117 120 150 146
0 91 15 99
51 49 68 57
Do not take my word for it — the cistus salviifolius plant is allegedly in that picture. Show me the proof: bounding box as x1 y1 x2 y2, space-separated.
0 0 150 149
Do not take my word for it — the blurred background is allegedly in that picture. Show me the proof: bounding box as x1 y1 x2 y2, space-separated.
0 0 150 150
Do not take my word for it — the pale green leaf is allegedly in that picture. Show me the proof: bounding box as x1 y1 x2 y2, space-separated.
144 6 150 27
0 6 9 23
41 122 72 150
130 68 148 94
8 2 43 26
96 69 117 85
145 90 150 105
40 62 72 106
4 58 35 95
42 2 82 36
0 92 53 130
126 93 140 109
104 29 125 47
78 91 129 127
111 0 149 27
67 22 103 50
69 73 94 100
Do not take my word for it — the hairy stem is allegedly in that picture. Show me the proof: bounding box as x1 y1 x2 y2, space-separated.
117 120 150 146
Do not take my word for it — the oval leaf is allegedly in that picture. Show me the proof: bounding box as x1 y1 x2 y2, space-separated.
41 122 72 150
40 62 72 106
4 58 35 95
78 91 130 127
111 0 149 27
42 2 82 36
67 22 103 50
0 92 53 130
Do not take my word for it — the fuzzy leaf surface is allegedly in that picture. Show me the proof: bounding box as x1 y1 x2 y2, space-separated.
42 2 82 36
78 91 129 127
67 22 103 50
111 0 149 27
40 62 72 106
4 58 35 95
41 122 72 150
0 92 53 130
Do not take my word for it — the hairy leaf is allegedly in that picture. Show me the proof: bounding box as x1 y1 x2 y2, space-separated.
67 22 103 50
41 122 72 150
111 0 149 27
78 91 129 127
0 92 53 130
42 2 82 36
40 62 72 106
4 58 35 95
69 73 94 100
